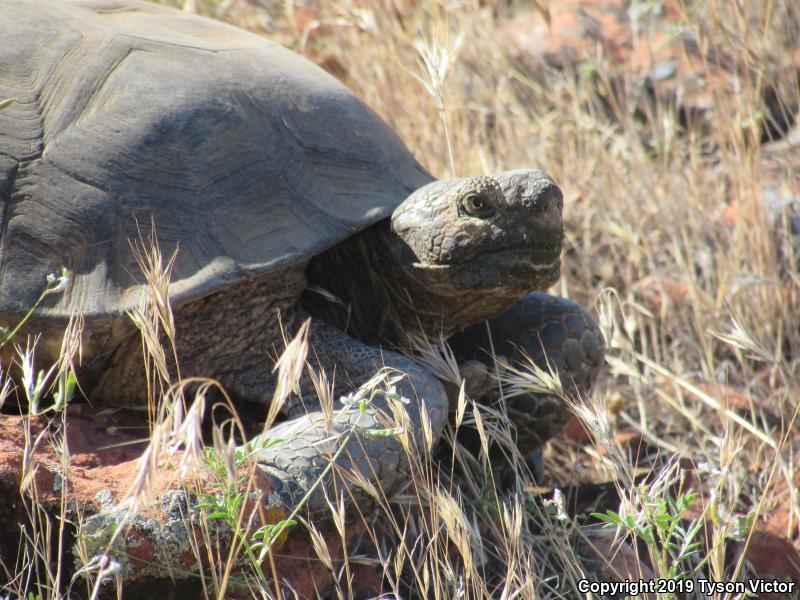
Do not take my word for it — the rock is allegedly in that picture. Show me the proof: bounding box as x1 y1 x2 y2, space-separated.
731 531 800 600
0 408 350 599
581 527 657 599
563 414 592 443
633 274 690 316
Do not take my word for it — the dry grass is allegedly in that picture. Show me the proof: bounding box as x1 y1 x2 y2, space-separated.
2 0 800 598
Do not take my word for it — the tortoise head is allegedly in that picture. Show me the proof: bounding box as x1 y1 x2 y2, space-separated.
388 169 563 311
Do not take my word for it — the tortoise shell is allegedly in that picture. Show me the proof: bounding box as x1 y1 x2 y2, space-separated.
0 0 431 331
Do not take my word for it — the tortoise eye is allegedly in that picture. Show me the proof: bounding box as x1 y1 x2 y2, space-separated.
461 193 494 218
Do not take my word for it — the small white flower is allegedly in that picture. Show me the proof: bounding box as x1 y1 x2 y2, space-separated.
339 393 357 408
45 269 71 294
384 385 411 404
543 488 569 522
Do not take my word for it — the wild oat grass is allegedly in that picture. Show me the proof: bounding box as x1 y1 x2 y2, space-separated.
3 0 799 598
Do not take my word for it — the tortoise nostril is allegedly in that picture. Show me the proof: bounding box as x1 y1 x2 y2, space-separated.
534 186 563 213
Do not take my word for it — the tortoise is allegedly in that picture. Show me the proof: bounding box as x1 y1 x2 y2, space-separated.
0 0 602 517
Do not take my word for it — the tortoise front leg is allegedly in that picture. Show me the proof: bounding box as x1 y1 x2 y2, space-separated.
74 317 447 589
447 292 605 474
251 319 448 518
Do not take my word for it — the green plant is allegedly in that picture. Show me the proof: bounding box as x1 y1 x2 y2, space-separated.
594 487 704 585
1 269 77 415
0 268 71 350
195 380 407 591
196 435 294 567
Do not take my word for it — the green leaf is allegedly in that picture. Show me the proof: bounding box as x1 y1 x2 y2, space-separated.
730 511 756 542
653 513 672 530
206 511 230 519
592 510 623 526
253 518 298 546
247 436 284 451
0 98 15 111
678 491 698 510
685 541 704 552
639 524 656 547
53 370 77 412
578 61 597 77
739 111 764 130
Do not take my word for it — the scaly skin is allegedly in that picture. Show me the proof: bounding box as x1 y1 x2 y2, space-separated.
92 170 565 553
251 320 447 517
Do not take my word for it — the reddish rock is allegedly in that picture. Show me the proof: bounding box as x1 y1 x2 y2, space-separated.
581 528 657 598
348 563 385 598
732 531 800 600
695 383 752 412
505 0 638 68
563 414 592 443
763 462 800 546
633 274 690 315
0 409 355 598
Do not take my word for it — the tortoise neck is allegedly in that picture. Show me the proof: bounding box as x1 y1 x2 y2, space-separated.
303 222 519 346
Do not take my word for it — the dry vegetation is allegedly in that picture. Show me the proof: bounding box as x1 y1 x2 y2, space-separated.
2 0 800 598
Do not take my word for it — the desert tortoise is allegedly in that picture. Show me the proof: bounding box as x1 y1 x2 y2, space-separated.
0 0 599 515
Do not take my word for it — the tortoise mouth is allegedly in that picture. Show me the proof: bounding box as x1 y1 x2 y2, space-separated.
409 245 562 295
410 245 562 292
414 244 562 271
